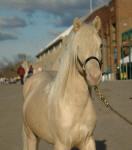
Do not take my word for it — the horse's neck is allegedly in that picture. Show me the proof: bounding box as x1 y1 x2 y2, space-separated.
64 68 92 106
49 43 91 107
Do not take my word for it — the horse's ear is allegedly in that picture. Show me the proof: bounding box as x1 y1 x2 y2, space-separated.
93 16 101 32
73 17 81 32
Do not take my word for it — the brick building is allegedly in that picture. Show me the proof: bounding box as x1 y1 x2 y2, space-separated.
83 0 132 75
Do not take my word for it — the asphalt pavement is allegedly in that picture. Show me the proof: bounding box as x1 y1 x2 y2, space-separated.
0 80 132 150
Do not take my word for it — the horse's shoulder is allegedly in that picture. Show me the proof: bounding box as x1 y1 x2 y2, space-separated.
44 70 57 79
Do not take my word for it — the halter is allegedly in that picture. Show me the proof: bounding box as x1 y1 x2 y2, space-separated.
77 56 102 74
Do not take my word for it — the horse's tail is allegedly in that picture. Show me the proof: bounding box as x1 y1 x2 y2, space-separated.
22 124 27 150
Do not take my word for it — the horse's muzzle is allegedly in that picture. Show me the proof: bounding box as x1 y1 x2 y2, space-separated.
87 71 102 86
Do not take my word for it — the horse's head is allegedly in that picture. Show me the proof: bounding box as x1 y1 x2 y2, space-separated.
73 16 102 86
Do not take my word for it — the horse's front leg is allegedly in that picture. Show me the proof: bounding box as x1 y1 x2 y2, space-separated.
27 135 38 150
80 136 96 150
23 125 38 150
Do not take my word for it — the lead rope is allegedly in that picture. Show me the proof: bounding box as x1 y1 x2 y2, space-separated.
94 86 132 126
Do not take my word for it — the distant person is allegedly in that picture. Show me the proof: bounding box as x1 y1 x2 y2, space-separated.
27 65 34 78
17 65 25 85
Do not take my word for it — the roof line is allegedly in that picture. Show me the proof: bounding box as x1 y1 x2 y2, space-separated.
36 37 62 58
36 26 73 57
80 1 110 23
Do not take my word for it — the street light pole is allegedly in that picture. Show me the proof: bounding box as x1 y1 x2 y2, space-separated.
90 0 93 13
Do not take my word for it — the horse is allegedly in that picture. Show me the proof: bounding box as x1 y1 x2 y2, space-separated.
23 16 102 150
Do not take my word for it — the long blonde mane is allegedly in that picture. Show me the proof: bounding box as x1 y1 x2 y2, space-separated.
48 32 77 100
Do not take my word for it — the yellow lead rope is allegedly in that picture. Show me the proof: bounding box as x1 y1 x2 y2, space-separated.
94 86 132 126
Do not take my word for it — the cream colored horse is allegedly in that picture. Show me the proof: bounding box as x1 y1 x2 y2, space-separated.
23 16 102 150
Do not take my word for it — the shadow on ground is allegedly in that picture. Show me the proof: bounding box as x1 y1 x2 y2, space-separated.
72 140 106 150
96 140 106 150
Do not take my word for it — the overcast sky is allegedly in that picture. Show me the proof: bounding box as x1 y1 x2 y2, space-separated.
0 0 109 61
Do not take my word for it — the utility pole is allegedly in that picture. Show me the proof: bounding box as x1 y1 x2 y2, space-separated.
90 0 93 13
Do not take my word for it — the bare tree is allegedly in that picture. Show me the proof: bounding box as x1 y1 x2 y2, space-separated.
0 53 34 78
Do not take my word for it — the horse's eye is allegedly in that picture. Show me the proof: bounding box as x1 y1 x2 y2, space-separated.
100 59 103 65
100 44 103 49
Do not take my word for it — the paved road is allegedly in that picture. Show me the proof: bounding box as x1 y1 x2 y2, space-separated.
0 81 132 150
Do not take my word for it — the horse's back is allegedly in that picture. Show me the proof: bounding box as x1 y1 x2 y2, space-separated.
23 70 57 100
